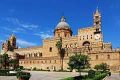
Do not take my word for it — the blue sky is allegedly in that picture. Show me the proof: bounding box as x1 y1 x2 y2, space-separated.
0 0 120 48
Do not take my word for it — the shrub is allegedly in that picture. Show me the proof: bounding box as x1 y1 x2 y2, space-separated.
95 71 101 75
19 66 24 70
32 67 37 70
0 69 16 76
88 70 95 78
94 63 109 72
93 73 107 80
16 71 31 80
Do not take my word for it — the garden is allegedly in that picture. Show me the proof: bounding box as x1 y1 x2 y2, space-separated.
62 53 111 80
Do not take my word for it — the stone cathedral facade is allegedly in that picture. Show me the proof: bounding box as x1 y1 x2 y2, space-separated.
1 9 120 71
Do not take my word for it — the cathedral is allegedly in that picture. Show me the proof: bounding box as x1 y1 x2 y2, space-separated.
1 9 120 71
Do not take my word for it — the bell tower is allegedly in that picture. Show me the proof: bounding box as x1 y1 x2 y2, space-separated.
93 8 103 42
93 8 101 30
9 34 17 50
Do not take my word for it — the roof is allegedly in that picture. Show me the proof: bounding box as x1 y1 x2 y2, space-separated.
55 16 71 30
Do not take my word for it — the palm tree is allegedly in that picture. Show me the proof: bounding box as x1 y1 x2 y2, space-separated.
56 37 65 71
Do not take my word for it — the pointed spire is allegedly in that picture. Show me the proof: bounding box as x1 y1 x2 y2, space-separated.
10 34 16 39
60 16 66 22
95 7 100 16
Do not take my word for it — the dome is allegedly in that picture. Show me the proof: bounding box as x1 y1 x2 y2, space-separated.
55 16 71 30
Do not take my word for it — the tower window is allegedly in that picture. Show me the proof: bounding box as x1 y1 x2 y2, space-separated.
95 16 99 18
96 22 99 25
96 28 99 32
83 36 84 40
91 35 92 39
58 34 60 37
49 47 52 52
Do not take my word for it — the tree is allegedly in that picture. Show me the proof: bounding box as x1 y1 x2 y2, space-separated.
68 53 90 75
94 63 109 72
2 53 9 69
9 59 18 69
56 37 65 71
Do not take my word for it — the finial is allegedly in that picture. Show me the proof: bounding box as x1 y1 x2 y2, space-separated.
61 16 66 22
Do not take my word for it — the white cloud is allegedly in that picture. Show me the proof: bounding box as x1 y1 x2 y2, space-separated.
34 32 53 39
6 17 39 30
17 39 37 47
3 27 25 34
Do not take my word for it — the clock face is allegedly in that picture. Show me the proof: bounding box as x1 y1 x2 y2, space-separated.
95 34 100 40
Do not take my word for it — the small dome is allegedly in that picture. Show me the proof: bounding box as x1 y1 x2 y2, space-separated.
55 16 71 30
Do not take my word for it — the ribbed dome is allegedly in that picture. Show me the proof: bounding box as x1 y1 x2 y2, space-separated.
55 16 71 30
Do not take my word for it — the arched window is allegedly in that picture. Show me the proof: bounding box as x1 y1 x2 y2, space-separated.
87 35 88 39
96 55 98 60
83 36 84 40
107 55 110 59
49 47 52 52
39 53 42 57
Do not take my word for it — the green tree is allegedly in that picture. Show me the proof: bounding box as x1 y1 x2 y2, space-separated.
94 63 109 72
68 53 90 75
56 37 65 71
2 53 9 69
9 59 18 69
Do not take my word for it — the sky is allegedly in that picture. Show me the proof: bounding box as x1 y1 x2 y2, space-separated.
0 0 120 48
